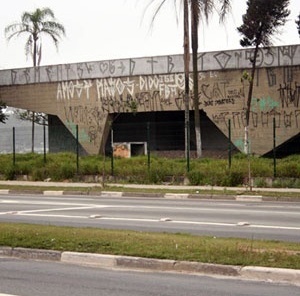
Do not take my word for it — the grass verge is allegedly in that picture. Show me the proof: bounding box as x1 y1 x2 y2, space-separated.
0 223 299 269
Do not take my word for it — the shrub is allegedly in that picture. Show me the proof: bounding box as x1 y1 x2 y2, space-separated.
4 165 16 180
31 167 49 181
221 170 245 187
0 153 299 187
50 163 76 181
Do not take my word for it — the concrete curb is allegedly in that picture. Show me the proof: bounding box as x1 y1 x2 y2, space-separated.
1 188 299 202
240 266 300 283
0 247 61 261
1 247 299 285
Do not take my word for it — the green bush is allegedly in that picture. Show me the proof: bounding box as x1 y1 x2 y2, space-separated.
50 163 76 181
221 170 245 187
148 169 164 184
31 167 49 181
277 163 300 178
0 153 299 187
4 165 16 180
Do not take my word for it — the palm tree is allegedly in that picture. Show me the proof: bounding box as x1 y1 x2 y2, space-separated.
146 0 231 159
190 0 230 158
5 7 65 153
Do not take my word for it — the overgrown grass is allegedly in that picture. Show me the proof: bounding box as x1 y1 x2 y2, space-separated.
0 223 299 269
0 153 299 187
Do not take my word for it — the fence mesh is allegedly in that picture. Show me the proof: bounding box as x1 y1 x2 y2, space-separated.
0 112 299 158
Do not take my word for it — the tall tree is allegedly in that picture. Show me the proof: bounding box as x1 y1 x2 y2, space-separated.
146 0 231 158
5 7 65 153
183 0 191 167
0 102 8 124
296 13 300 36
237 0 290 154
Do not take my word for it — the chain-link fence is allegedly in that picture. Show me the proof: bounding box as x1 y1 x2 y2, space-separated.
0 117 47 155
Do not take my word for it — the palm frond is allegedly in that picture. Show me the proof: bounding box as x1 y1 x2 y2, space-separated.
219 0 231 23
4 7 65 66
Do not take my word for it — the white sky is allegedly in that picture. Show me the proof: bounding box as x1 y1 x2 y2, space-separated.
0 0 299 69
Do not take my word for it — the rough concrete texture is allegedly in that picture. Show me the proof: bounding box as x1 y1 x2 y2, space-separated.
9 248 61 261
0 45 299 155
61 252 116 268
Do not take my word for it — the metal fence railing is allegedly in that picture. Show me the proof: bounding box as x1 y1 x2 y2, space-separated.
1 118 299 178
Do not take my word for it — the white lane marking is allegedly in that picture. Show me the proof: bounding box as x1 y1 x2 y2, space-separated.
17 206 105 214
1 199 300 215
19 213 87 219
0 200 99 207
0 294 20 296
0 200 19 203
16 212 300 231
0 205 110 216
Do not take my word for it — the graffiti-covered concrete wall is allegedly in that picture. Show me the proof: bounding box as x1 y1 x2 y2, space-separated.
0 44 299 155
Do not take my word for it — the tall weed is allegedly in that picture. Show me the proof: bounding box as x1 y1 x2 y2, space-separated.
0 153 299 187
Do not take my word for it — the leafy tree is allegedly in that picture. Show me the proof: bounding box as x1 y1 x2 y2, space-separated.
296 13 300 36
0 101 8 124
237 0 290 154
15 109 48 126
146 0 231 159
5 7 65 152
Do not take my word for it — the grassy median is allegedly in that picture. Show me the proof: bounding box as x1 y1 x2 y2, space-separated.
0 223 299 269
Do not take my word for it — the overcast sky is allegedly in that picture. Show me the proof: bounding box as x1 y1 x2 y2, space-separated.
0 0 299 69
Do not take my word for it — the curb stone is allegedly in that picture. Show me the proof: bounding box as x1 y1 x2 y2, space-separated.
0 247 61 261
61 252 116 267
1 247 299 285
240 266 300 284
1 188 299 202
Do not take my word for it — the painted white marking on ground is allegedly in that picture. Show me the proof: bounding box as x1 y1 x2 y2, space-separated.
5 210 300 230
17 206 101 214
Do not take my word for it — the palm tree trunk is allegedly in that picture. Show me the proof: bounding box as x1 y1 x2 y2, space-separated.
183 0 190 167
191 4 202 158
31 39 38 154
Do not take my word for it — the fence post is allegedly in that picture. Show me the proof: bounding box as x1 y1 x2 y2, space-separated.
111 124 114 176
185 119 190 173
228 119 232 169
273 117 276 178
76 125 79 174
43 119 46 164
147 122 151 171
12 127 16 166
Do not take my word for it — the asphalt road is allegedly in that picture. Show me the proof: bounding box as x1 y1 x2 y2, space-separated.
0 194 299 241
0 257 299 296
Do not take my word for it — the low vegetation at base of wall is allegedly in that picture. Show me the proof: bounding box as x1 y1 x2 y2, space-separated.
0 153 299 188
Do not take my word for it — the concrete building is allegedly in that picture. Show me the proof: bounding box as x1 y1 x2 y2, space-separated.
0 44 299 156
